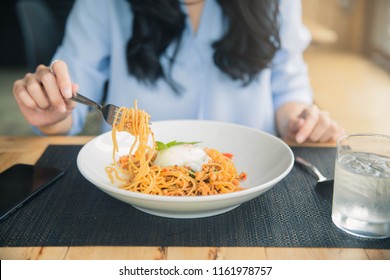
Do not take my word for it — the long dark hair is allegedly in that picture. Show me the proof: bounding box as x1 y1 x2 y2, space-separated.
126 0 280 92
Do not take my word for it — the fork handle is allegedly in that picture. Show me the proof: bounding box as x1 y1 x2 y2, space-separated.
295 156 328 182
70 92 102 110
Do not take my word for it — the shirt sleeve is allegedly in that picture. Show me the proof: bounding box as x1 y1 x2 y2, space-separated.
271 0 313 111
51 0 111 135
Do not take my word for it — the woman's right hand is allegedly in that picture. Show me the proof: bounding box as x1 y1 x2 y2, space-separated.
13 60 77 135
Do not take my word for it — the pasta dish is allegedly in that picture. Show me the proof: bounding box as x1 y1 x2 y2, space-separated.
105 101 246 196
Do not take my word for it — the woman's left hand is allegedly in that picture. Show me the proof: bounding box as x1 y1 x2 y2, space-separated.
282 104 345 143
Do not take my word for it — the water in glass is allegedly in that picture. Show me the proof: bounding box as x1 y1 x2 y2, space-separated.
332 151 390 238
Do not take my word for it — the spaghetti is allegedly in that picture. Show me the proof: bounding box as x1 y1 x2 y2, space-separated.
105 101 246 196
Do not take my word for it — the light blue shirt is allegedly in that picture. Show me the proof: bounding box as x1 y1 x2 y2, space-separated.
53 0 313 135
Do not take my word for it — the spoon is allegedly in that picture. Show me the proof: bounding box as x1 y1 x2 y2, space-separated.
294 156 334 195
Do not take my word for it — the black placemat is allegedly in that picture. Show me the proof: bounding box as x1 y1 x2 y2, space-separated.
0 145 389 248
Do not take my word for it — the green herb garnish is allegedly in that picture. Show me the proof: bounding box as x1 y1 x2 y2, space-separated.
155 140 200 151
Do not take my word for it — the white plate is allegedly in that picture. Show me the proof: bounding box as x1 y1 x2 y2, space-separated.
77 120 294 218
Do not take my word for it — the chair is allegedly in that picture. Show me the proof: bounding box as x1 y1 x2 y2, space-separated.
16 0 62 72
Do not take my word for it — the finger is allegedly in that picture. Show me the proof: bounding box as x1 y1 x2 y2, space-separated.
13 80 37 110
288 117 305 133
295 106 319 143
319 122 346 143
50 60 72 98
64 83 79 110
24 73 50 109
38 67 67 113
72 83 79 93
318 126 336 143
65 99 76 111
284 117 304 140
307 111 331 142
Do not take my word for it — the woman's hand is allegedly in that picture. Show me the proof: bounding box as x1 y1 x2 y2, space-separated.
277 103 345 143
13 60 77 135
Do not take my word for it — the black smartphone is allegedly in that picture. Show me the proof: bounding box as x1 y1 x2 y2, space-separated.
0 164 65 222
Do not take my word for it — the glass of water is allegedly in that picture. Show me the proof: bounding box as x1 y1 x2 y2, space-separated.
332 133 390 239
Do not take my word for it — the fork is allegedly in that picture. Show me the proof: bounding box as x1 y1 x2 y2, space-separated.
70 92 121 126
295 156 329 183
295 156 334 203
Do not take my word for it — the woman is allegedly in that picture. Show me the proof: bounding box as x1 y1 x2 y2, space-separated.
13 0 344 143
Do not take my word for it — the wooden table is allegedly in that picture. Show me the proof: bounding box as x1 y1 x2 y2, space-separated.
0 136 389 260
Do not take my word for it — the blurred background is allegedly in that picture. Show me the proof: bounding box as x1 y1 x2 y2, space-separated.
0 0 389 136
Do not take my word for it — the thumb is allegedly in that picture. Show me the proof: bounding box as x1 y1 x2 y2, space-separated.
65 83 79 110
71 83 79 95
